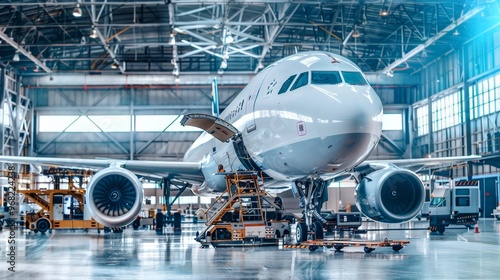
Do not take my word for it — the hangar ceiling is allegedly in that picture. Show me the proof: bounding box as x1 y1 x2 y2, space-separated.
0 0 499 79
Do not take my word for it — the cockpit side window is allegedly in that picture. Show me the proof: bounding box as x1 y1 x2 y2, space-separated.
278 75 297 95
311 71 342 85
341 71 368 85
290 72 309 91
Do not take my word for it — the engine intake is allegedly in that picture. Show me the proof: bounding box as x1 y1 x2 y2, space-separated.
355 166 424 223
86 167 143 227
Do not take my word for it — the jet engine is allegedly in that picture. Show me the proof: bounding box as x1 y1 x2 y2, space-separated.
354 164 424 223
86 167 143 228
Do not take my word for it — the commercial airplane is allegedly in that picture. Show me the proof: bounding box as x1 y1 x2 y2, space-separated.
0 51 479 239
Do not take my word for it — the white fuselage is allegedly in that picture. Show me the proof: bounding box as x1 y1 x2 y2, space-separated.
183 51 383 192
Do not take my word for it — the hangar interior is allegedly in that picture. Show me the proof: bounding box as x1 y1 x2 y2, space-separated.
0 0 499 215
0 1 500 279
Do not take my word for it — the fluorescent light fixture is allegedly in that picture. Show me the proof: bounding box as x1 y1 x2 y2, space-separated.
169 32 176 45
73 3 82 17
12 51 20 62
224 31 234 44
89 27 98 38
352 29 361 38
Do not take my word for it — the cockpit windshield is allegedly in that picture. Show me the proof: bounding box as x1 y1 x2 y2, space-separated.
311 71 342 85
341 71 368 85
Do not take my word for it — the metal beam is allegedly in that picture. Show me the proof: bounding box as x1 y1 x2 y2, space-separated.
0 30 52 73
381 5 484 74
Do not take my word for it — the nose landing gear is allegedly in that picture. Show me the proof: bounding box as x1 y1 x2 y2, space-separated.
294 177 329 241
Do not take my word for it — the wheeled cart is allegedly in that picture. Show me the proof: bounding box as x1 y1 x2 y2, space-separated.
195 171 294 248
285 238 410 253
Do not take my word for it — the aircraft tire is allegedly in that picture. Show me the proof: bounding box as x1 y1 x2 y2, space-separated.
36 218 51 234
296 223 307 243
313 221 324 239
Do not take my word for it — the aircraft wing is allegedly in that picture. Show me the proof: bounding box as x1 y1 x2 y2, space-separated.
364 155 481 172
0 155 203 181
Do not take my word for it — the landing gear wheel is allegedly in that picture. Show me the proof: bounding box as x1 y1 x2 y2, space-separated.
437 226 445 234
308 245 319 252
132 219 140 230
296 223 307 243
313 221 324 240
36 218 51 233
392 244 403 252
364 247 375 253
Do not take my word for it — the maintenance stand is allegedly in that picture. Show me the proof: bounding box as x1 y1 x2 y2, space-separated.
195 171 293 248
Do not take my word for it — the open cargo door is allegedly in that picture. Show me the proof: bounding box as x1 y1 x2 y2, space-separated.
181 114 239 142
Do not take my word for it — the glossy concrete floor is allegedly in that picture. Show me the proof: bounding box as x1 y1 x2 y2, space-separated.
1 219 500 280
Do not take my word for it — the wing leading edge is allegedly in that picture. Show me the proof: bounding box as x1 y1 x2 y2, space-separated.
0 155 203 181
364 155 481 172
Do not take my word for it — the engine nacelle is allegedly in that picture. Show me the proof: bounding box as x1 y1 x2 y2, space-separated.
86 167 143 228
355 166 424 223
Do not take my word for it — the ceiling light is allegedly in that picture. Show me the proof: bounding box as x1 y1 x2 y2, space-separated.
379 9 389 17
385 71 394 77
220 60 227 69
421 50 428 58
224 31 234 44
111 62 119 69
453 29 460 36
175 76 180 83
352 29 361 38
89 27 98 38
12 51 20 62
257 61 264 69
72 3 82 17
33 66 39 72
217 68 224 75
172 67 179 76
169 32 176 45
49 75 54 81
222 50 229 60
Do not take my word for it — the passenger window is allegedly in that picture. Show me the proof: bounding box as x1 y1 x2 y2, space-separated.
341 71 368 85
290 72 308 91
278 75 296 94
311 71 342 85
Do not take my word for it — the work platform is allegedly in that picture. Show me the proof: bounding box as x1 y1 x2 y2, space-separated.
195 171 293 248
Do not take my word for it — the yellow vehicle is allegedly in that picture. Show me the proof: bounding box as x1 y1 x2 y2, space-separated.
195 171 293 248
21 189 104 233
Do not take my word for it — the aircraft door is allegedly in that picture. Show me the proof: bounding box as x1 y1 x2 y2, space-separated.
245 66 274 133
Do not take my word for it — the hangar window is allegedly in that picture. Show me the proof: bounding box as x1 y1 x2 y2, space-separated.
39 115 203 132
311 71 342 85
382 114 402 130
431 91 462 131
39 115 131 132
415 105 429 136
470 73 500 120
341 71 368 85
290 72 309 91
136 115 202 132
278 75 297 94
